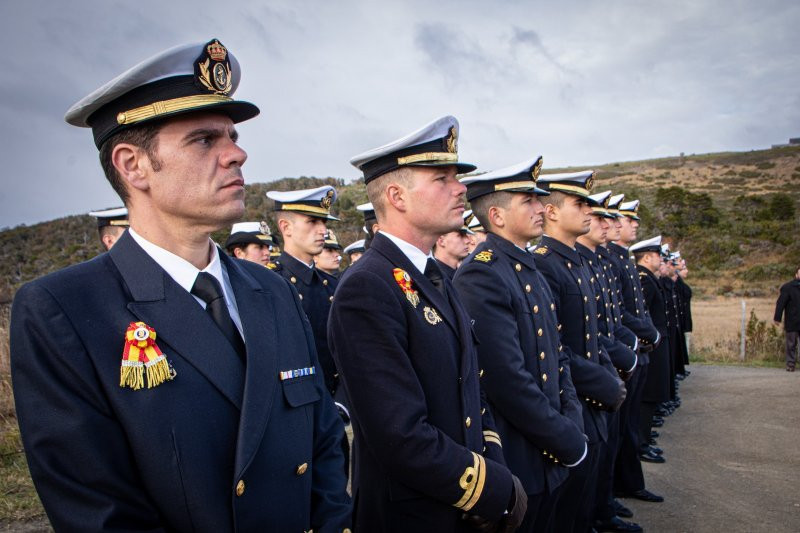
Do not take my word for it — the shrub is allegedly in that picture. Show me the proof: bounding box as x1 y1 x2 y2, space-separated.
742 310 783 362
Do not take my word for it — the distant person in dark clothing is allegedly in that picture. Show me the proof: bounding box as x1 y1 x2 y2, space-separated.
774 266 800 372
675 256 693 372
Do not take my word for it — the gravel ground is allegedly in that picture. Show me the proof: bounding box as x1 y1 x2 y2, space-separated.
620 364 800 533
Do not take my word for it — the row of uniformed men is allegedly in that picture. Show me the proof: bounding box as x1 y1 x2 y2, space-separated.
89 119 694 533
13 37 697 532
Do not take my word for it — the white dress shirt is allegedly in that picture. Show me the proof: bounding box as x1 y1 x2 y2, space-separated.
378 230 433 275
129 229 244 337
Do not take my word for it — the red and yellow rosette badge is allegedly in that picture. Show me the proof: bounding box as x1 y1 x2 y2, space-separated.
392 268 420 308
120 322 173 390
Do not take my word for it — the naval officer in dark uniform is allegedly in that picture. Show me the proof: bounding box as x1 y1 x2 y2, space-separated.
434 223 473 280
454 157 588 532
632 236 671 465
223 221 275 267
607 198 663 503
328 116 527 532
575 192 642 533
11 39 350 532
268 186 341 396
532 171 627 533
88 206 129 250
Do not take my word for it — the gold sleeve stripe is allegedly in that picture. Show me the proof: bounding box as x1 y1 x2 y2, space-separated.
454 452 479 509
483 431 502 447
462 454 487 512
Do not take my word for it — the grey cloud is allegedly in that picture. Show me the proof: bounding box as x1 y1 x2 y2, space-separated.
509 26 571 74
414 23 494 81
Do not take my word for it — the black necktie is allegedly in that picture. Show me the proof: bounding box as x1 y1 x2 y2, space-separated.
424 258 446 297
191 272 246 362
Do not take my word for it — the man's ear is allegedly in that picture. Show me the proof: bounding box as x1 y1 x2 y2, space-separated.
544 203 558 223
233 247 246 259
112 143 149 192
277 217 292 238
385 183 407 213
488 205 504 229
101 233 116 251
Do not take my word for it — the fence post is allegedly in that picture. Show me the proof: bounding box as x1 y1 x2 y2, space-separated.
739 300 746 361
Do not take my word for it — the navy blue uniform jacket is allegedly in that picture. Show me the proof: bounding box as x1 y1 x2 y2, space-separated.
328 233 514 531
637 265 671 403
454 234 586 496
273 251 339 395
533 236 622 444
11 231 350 532
576 243 637 374
606 242 659 363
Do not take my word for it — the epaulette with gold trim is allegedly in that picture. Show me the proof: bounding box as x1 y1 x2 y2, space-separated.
266 262 278 270
638 271 646 278
533 246 550 256
472 249 495 264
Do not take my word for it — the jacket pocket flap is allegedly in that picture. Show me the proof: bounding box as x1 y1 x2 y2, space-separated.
282 378 321 407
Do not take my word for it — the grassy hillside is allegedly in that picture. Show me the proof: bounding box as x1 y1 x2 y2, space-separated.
1 145 798 302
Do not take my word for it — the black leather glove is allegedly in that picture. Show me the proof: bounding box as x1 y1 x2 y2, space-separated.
609 378 627 412
462 513 500 532
500 475 527 532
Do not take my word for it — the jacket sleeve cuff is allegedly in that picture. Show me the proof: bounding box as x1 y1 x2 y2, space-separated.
564 441 588 468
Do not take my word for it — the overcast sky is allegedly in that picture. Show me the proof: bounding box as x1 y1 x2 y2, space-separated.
1 0 798 228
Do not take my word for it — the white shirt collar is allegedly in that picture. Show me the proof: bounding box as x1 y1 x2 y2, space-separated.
129 228 222 293
128 228 244 336
379 230 432 274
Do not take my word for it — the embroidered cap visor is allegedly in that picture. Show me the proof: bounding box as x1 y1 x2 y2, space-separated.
65 39 259 148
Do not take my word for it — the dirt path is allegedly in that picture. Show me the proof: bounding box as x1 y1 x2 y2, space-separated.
622 364 800 533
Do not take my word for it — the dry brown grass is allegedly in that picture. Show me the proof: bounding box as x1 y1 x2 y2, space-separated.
0 304 46 524
691 296 782 364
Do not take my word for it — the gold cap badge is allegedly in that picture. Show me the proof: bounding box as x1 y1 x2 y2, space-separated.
195 39 233 95
446 126 458 154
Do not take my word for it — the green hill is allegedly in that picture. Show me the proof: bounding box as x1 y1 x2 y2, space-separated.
2 146 798 302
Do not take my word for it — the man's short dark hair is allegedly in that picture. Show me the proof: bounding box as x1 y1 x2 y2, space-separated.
634 251 658 264
541 190 569 209
469 191 514 231
98 225 125 240
98 122 163 204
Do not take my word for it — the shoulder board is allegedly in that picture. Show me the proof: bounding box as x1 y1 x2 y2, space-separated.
638 271 647 277
472 250 496 264
533 246 550 256
266 262 278 270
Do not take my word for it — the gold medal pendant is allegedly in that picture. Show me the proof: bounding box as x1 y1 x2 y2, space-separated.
407 291 420 308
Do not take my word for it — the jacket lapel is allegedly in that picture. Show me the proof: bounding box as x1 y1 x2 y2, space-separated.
220 254 279 477
109 232 244 409
371 233 459 335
